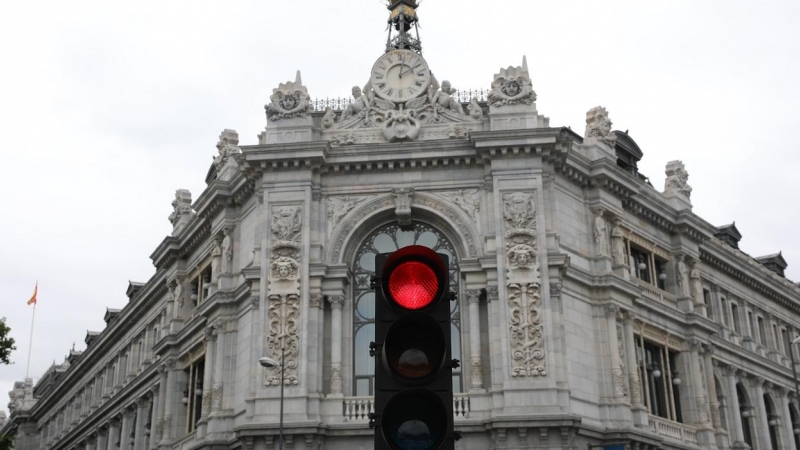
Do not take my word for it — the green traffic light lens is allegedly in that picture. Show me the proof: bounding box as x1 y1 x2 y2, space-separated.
384 313 445 380
382 389 448 450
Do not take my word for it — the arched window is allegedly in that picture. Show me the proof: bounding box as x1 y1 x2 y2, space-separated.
715 375 728 431
352 223 462 396
789 402 800 450
764 395 780 450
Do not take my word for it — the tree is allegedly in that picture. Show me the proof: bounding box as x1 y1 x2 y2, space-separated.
0 317 16 365
0 434 14 450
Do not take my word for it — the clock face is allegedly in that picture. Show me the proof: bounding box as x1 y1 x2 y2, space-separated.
370 50 431 102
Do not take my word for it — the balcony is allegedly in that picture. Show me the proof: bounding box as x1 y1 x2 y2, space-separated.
648 415 697 444
632 277 677 304
343 393 471 422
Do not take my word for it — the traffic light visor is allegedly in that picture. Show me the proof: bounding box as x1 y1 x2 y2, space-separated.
383 245 448 311
382 389 448 450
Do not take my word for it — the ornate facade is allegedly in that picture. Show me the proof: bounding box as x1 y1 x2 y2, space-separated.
4 4 800 450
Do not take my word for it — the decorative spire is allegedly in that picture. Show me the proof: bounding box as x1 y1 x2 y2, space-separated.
386 0 422 54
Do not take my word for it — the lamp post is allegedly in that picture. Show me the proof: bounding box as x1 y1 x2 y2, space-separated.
259 343 285 450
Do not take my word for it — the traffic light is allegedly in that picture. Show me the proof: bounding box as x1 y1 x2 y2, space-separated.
370 245 460 450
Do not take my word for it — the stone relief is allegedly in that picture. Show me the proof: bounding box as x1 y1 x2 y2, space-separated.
327 195 368 232
321 107 336 129
382 106 421 142
266 205 303 386
488 56 536 108
503 191 546 377
585 106 617 148
664 160 692 198
329 131 358 146
440 189 480 223
614 325 628 397
468 98 483 120
213 129 240 171
265 71 313 122
447 124 469 139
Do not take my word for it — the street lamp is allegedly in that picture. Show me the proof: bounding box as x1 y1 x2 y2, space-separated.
259 343 285 450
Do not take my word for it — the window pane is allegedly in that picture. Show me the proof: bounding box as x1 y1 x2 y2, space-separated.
416 231 439 248
356 292 375 321
359 252 376 272
355 324 375 376
373 233 397 253
356 379 371 396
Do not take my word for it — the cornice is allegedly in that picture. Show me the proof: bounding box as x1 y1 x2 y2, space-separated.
471 127 578 164
150 216 212 270
24 270 167 421
701 238 800 313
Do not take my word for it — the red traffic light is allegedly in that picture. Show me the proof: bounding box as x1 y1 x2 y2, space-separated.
389 261 439 310
383 245 448 311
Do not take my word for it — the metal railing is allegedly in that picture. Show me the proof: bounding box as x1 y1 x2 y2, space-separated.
648 415 698 444
311 89 489 112
343 393 471 421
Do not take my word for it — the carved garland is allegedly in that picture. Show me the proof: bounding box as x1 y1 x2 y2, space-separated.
503 192 546 377
266 205 303 386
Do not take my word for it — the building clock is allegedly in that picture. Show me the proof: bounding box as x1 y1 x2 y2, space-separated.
370 49 431 102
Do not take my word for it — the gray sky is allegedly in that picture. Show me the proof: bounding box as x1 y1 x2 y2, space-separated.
2 0 799 415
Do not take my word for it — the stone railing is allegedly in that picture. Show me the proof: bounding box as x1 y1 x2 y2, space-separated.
632 278 678 304
648 415 698 444
343 393 471 422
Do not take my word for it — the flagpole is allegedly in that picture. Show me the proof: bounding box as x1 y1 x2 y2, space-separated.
25 283 37 380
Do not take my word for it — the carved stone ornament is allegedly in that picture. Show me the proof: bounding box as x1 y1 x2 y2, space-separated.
440 189 480 223
447 124 469 139
615 325 628 396
677 256 691 298
267 204 303 387
593 208 609 257
328 195 368 232
610 220 627 266
690 261 704 305
213 129 240 170
221 227 234 275
329 131 358 146
585 106 617 148
393 188 414 227
265 71 313 122
664 160 692 198
488 56 536 108
321 107 336 129
168 189 193 228
503 191 546 377
468 97 483 120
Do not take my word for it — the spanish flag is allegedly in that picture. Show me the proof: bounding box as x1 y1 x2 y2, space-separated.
27 282 37 305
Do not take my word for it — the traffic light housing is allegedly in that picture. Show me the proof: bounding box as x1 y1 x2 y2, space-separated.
370 245 459 450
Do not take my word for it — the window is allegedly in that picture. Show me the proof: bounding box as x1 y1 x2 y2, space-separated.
183 357 205 433
731 303 741 334
352 223 462 396
773 324 781 352
758 316 767 344
630 245 652 284
636 335 682 422
190 265 213 307
748 311 756 338
782 328 791 357
720 298 729 327
703 289 713 320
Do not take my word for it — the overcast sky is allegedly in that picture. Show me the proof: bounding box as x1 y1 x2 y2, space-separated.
2 0 799 415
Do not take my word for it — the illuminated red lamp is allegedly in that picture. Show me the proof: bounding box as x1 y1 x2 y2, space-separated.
383 245 447 311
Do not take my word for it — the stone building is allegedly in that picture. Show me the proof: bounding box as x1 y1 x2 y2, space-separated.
4 2 800 450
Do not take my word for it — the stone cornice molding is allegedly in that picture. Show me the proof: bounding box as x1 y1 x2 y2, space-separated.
150 215 211 270
702 238 800 314
323 139 479 174
239 141 330 178
471 127 577 164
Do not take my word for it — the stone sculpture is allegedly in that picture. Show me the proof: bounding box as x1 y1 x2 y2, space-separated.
430 78 464 115
664 160 692 198
340 84 374 122
265 71 313 122
585 106 617 149
221 228 233 275
611 221 627 266
677 256 691 298
593 209 609 257
489 56 536 108
213 129 240 170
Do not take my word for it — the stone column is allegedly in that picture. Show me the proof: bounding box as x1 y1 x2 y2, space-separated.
327 295 345 396
153 369 167 447
604 304 626 399
688 339 714 435
755 377 772 450
212 322 225 412
622 312 644 408
86 436 96 450
725 366 747 447
106 417 119 450
777 388 798 450
201 326 216 422
119 409 134 450
134 398 148 450
96 428 107 450
466 289 484 391
159 359 177 446
702 344 723 430
148 387 160 450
